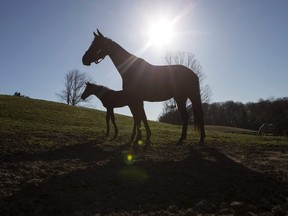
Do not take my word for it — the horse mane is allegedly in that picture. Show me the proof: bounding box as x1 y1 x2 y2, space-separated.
89 83 111 91
92 36 113 44
99 85 111 91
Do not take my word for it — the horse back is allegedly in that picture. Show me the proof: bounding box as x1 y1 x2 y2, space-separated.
122 63 199 101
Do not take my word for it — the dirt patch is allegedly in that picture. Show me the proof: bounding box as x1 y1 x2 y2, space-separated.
0 134 288 215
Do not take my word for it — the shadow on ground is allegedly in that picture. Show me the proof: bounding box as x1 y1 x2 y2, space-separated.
1 140 287 215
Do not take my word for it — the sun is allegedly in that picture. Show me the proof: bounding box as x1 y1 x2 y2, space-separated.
148 18 174 47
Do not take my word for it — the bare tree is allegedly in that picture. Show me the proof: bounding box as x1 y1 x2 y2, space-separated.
164 51 212 104
159 51 212 123
57 69 91 106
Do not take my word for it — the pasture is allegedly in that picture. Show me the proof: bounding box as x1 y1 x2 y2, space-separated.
0 95 287 215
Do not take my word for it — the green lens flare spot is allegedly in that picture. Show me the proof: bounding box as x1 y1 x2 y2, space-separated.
124 152 135 165
137 140 143 145
127 154 133 161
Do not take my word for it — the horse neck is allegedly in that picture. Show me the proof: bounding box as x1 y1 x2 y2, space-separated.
91 85 108 99
108 41 137 77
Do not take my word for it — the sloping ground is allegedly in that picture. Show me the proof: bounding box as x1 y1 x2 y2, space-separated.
0 96 288 215
208 125 258 135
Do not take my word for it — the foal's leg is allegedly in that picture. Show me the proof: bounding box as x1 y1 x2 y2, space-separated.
175 98 189 145
110 109 118 138
106 109 111 137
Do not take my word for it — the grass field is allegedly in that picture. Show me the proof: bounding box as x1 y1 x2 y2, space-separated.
1 95 285 147
1 95 288 215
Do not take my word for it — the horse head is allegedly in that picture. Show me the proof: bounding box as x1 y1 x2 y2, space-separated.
81 81 93 100
81 82 108 100
82 29 110 66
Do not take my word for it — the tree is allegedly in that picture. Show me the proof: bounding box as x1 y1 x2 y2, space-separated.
13 92 29 98
164 51 212 104
57 69 91 106
158 101 182 125
14 92 22 97
159 51 212 123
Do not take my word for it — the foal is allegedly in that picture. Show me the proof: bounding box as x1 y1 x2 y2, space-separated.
81 82 150 141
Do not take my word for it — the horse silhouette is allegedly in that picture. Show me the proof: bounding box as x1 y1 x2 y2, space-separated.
82 30 205 145
258 123 275 136
81 82 150 142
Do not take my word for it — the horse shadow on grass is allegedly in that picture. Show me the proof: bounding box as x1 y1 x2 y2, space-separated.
1 143 287 215
0 137 128 163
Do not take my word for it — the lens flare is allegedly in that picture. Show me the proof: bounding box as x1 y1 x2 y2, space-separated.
127 154 133 161
148 18 174 47
137 140 143 145
124 152 135 165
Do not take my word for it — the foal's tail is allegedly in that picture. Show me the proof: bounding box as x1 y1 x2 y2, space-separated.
189 75 205 141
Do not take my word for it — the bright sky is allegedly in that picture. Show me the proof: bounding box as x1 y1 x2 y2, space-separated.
1 0 287 121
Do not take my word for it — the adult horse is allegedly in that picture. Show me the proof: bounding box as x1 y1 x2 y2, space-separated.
82 30 205 145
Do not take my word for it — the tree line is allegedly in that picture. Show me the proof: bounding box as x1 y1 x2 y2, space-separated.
159 98 288 134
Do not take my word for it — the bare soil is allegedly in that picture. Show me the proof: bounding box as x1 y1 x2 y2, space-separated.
0 134 288 216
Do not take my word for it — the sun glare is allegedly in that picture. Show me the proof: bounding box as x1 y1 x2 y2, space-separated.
148 18 174 47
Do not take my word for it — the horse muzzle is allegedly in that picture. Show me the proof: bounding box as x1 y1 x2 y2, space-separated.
82 53 92 66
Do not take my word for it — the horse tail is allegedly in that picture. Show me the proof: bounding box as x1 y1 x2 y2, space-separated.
189 74 205 140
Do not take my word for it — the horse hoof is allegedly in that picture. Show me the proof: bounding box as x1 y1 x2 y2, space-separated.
176 141 183 146
125 140 133 148
132 143 140 153
145 139 151 146
194 141 205 150
199 139 205 146
143 144 150 151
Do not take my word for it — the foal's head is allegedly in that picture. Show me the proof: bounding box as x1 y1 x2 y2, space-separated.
82 29 111 66
81 82 109 100
81 82 94 100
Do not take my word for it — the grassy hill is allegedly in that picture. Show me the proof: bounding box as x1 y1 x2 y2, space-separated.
1 94 286 150
1 95 288 215
0 95 186 148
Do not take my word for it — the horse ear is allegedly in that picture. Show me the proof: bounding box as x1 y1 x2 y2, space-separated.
97 29 104 38
93 32 97 37
85 81 89 85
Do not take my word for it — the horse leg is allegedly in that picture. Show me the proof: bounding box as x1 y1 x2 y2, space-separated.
128 104 142 144
139 105 152 148
175 98 188 145
135 116 142 143
189 94 205 145
130 119 137 142
196 108 205 145
199 123 205 145
110 109 118 138
105 109 111 137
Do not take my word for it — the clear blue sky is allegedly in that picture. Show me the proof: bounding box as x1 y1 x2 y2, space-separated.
1 0 287 120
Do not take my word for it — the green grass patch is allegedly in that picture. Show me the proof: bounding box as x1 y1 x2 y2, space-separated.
1 95 288 150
